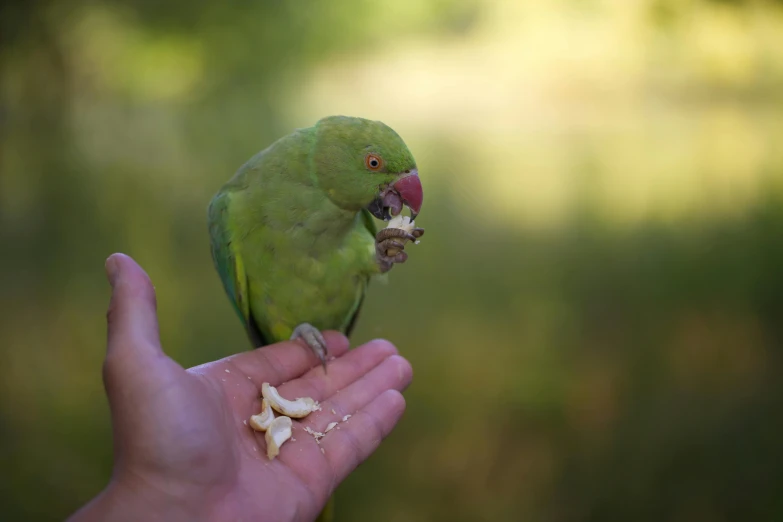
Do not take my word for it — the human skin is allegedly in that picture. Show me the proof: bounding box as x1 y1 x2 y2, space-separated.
67 253 413 522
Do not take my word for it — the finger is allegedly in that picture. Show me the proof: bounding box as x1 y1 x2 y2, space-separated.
301 354 412 433
105 253 162 355
224 331 350 387
238 341 400 458
101 253 185 455
275 339 400 406
322 389 407 484
103 253 165 391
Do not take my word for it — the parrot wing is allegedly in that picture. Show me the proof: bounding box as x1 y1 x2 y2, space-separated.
208 190 268 348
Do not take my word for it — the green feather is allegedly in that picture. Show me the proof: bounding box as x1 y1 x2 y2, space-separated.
208 189 267 346
208 116 414 347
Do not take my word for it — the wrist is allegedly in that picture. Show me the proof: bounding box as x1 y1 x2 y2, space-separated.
68 473 211 522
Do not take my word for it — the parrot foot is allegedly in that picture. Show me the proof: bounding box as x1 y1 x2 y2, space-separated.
290 323 329 371
375 227 424 273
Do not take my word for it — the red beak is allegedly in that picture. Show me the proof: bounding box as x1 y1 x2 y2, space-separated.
392 171 423 219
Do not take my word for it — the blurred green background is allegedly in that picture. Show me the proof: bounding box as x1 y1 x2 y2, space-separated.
3 0 783 520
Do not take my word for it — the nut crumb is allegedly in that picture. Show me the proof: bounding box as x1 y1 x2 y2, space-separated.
331 409 337 415
225 369 230 373
304 425 325 443
320 447 325 454
325 422 338 433
342 415 351 422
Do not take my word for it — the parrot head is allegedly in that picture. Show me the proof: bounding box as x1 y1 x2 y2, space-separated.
312 116 423 220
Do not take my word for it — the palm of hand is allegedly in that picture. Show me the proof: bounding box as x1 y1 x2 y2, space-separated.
95 255 412 522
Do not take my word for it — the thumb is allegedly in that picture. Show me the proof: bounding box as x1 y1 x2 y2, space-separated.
103 253 165 400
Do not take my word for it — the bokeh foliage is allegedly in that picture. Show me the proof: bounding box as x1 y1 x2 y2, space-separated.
2 0 783 520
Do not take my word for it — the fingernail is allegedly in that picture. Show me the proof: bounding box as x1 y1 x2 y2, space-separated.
105 255 119 288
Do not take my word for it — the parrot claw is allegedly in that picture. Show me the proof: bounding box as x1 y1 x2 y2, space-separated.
376 228 418 243
376 226 424 273
291 323 329 371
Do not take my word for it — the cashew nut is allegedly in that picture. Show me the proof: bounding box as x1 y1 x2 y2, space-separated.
385 215 421 255
265 416 293 460
386 214 416 234
261 382 319 418
248 399 275 432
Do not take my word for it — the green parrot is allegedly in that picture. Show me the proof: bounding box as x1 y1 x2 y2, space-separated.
207 115 424 521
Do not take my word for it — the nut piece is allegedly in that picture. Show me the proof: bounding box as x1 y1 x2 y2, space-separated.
248 399 275 432
385 215 422 255
262 382 319 418
386 215 416 234
265 416 293 460
325 421 338 433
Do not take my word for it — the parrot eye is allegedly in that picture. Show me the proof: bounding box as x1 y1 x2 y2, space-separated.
365 154 383 171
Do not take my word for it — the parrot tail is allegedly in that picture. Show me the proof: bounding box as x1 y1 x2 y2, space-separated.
315 496 335 522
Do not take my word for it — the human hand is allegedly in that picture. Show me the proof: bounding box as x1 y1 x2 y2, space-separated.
68 254 413 522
